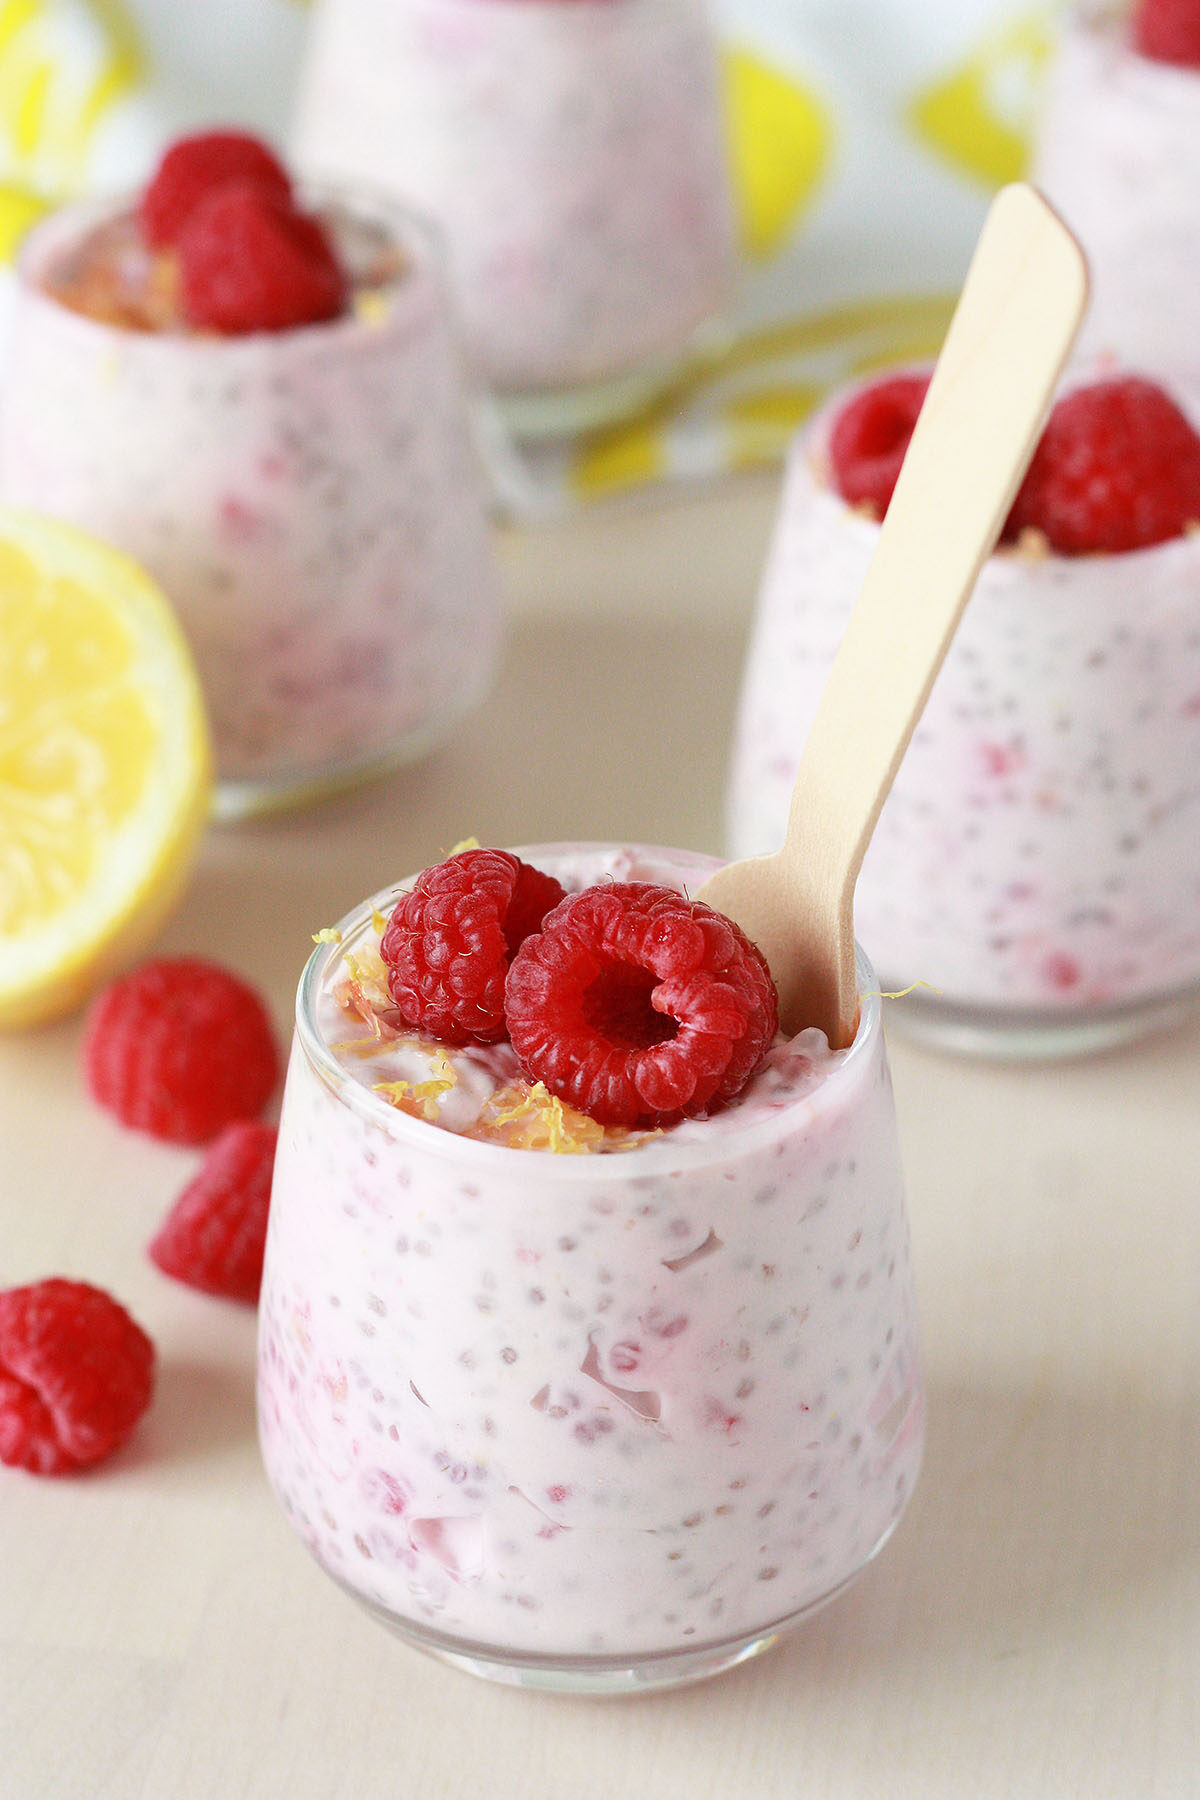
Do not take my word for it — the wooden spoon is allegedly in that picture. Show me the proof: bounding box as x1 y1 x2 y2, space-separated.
696 183 1088 1048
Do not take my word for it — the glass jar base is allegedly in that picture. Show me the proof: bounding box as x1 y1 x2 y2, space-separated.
211 670 495 823
327 1538 895 1696
881 981 1200 1061
491 314 733 444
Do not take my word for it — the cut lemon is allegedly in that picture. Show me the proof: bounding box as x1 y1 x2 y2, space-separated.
0 509 211 1028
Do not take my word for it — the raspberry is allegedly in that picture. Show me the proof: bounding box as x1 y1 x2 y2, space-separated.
1133 0 1200 65
149 1121 278 1302
828 374 931 519
0 1280 154 1475
141 130 293 249
1003 377 1200 554
178 183 346 335
381 849 567 1045
83 956 280 1145
504 884 779 1128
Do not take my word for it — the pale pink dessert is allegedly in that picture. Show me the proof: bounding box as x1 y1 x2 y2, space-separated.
728 371 1200 1054
1032 1 1200 395
292 0 737 425
0 144 501 818
257 844 923 1693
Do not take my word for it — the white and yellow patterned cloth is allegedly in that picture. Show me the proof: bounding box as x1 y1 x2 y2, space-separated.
0 0 1057 501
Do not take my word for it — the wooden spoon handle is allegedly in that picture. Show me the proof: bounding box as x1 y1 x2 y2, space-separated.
779 184 1089 1024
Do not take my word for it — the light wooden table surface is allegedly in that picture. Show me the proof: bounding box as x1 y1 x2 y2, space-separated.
2 475 1197 1799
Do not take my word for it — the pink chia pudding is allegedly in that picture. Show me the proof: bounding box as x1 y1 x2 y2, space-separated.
257 844 923 1692
1032 2 1200 396
727 376 1200 1056
292 0 737 426
0 187 501 817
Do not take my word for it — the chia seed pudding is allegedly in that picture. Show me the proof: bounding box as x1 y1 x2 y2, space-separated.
256 844 924 1693
291 0 737 431
0 191 502 817
1032 2 1200 397
726 391 1200 1056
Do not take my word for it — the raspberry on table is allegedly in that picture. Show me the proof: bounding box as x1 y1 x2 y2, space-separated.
178 182 346 335
1133 0 1200 66
504 883 779 1128
83 956 280 1145
381 849 567 1046
828 373 931 519
1003 376 1200 554
0 1280 154 1475
150 1121 278 1303
141 130 293 250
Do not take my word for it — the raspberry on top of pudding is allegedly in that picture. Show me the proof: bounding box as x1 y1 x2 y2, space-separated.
1133 0 1200 66
829 372 1200 555
41 129 400 335
324 844 782 1150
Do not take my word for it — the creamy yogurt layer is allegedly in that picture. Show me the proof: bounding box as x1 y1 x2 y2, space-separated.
293 0 736 399
257 845 923 1667
727 404 1200 1027
0 192 500 812
1032 4 1200 396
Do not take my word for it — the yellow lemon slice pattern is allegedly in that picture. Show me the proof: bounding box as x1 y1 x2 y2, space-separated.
722 45 833 260
907 12 1053 188
0 510 211 1027
0 0 142 261
570 294 955 498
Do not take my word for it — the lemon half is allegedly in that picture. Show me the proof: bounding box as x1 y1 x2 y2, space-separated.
0 509 211 1027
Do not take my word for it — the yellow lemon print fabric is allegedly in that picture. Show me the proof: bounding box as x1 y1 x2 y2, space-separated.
0 1 1056 503
909 12 1054 187
0 0 142 256
564 0 1057 502
724 46 832 261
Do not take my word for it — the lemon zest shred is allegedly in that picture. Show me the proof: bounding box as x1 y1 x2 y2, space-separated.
353 289 389 327
312 926 342 945
374 1064 457 1122
870 979 944 1001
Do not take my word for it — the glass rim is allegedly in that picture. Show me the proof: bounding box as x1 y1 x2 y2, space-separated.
13 178 449 353
292 841 886 1180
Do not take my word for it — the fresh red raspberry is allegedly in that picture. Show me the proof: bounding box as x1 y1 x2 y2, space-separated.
141 130 293 249
504 884 779 1128
178 182 346 334
83 956 280 1145
149 1121 278 1303
828 374 931 518
381 849 567 1046
1133 0 1200 66
0 1280 154 1475
1003 377 1200 554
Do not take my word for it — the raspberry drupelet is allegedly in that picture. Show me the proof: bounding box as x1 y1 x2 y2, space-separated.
828 371 1200 554
504 882 779 1128
1004 377 1200 554
150 1121 279 1302
178 181 346 334
380 848 567 1046
0 1280 155 1475
141 130 293 249
1133 0 1200 66
827 373 931 520
83 956 280 1145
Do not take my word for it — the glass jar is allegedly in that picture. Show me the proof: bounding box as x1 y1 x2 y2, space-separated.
0 190 502 819
727 392 1200 1058
292 0 738 436
257 843 924 1693
1032 2 1200 396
